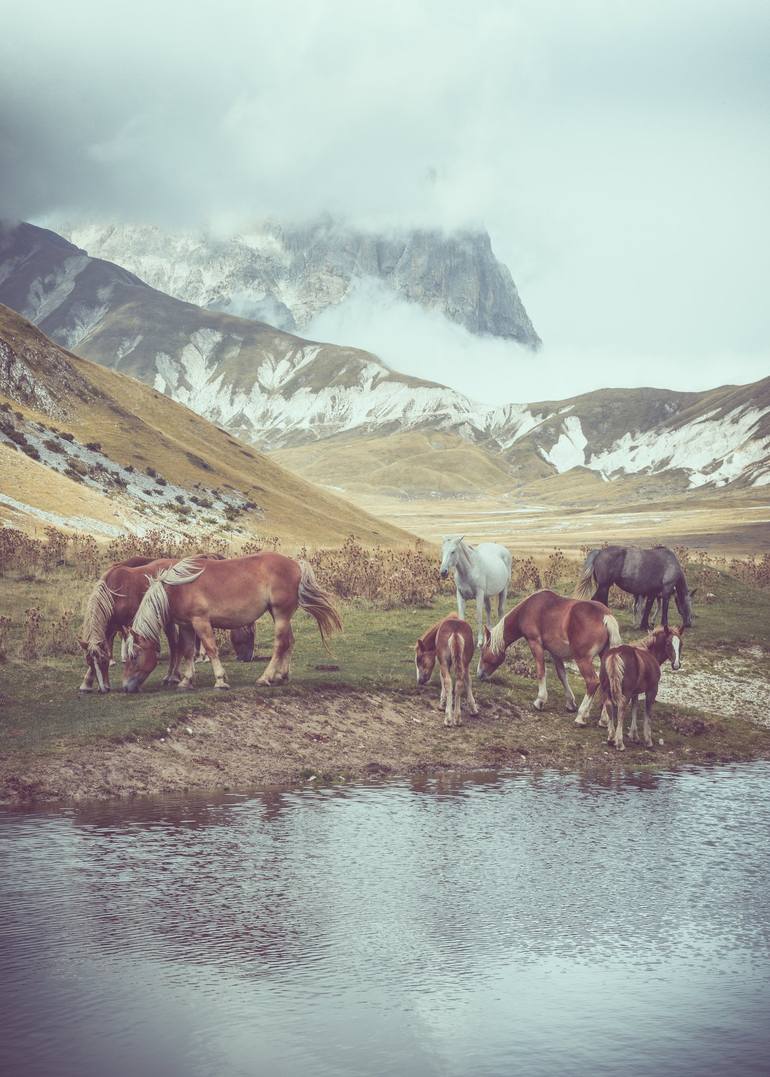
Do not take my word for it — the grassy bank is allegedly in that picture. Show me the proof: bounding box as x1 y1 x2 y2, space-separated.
1 558 769 803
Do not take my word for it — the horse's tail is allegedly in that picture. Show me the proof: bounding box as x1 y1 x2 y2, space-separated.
604 651 625 707
603 613 622 651
297 560 343 653
449 631 465 674
573 550 599 600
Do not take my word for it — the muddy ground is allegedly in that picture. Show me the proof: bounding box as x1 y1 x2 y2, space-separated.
3 676 770 806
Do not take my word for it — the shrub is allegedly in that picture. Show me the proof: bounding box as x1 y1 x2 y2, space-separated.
60 432 75 443
21 445 41 461
22 607 42 660
0 614 11 661
85 442 102 452
43 439 66 454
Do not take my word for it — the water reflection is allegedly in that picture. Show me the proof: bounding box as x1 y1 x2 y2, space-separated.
1 765 770 1077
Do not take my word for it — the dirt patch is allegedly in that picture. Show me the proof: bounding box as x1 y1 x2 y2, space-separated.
3 683 770 806
657 659 770 729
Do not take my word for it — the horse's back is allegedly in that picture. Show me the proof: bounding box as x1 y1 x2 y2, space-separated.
475 542 511 589
436 615 474 665
602 644 660 696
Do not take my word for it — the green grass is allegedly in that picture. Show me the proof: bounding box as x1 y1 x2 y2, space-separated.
1 567 769 762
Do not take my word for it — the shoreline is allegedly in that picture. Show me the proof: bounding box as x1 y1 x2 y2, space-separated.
3 685 770 807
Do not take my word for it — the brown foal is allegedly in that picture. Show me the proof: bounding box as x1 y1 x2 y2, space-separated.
601 625 685 750
415 614 479 727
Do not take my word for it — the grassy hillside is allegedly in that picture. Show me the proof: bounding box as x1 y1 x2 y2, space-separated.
0 305 414 546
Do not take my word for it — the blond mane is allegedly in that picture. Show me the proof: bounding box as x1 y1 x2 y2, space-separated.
128 558 204 655
81 579 117 651
489 616 507 655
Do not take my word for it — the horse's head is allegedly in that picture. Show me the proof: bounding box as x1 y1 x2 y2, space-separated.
681 588 697 627
122 630 159 693
477 625 505 681
440 535 464 579
649 625 685 670
231 624 255 662
414 638 436 685
79 639 111 693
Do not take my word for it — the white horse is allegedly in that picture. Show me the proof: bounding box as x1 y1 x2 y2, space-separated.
439 536 512 645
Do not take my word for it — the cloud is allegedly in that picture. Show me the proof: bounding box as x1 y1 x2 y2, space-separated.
1 0 769 378
305 280 770 405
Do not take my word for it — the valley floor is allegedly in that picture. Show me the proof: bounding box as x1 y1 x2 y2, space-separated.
1 585 769 805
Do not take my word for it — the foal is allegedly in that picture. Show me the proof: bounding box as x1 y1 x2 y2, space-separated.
601 625 685 751
415 615 479 727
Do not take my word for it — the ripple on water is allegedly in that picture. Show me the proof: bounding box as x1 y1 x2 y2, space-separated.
1 764 770 1077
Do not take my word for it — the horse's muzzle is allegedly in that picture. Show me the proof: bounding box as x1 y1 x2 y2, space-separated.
440 569 448 579
123 677 142 694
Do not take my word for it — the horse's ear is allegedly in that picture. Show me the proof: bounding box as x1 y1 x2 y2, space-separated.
129 628 139 640
78 639 88 651
690 588 698 599
483 625 491 645
677 624 686 635
458 535 465 542
416 639 424 653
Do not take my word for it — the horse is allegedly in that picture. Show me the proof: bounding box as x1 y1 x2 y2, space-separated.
415 614 479 727
439 536 512 644
79 558 180 693
574 545 695 629
477 589 622 722
600 625 685 750
122 553 342 693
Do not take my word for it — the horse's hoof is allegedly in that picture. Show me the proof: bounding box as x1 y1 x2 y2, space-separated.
574 716 587 727
566 701 578 713
533 699 545 711
176 682 194 692
598 716 608 728
255 677 272 687
615 744 625 752
214 682 230 691
78 687 93 694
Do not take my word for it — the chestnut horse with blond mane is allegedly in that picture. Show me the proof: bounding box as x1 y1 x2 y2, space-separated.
122 552 342 692
477 589 622 721
79 557 180 694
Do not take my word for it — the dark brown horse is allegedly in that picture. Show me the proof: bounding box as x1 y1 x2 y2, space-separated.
478 589 622 721
415 614 478 727
601 625 685 750
123 553 342 692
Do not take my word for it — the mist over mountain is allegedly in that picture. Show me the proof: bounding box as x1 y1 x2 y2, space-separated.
1 219 768 505
56 218 540 348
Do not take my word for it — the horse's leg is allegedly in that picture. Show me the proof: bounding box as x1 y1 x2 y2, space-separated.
643 692 655 748
484 595 492 631
553 656 577 713
529 639 548 711
190 617 229 689
573 655 599 725
175 626 197 690
456 589 465 620
605 702 616 742
498 586 507 621
466 663 479 717
633 595 645 630
660 591 671 628
257 611 295 686
629 697 639 743
452 664 464 726
613 698 627 751
78 660 96 693
639 595 655 631
443 665 455 726
162 623 180 685
476 590 485 646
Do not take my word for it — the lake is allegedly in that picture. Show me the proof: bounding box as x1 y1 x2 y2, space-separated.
2 764 769 1076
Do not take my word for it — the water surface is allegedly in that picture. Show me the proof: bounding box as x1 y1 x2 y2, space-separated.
1 764 769 1076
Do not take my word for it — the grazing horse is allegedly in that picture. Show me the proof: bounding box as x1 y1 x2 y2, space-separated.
79 558 180 693
123 553 342 692
440 536 512 644
574 545 695 629
477 589 622 722
601 625 685 751
415 614 479 727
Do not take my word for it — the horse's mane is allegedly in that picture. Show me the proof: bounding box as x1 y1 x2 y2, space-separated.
417 620 442 650
81 579 118 651
128 558 204 654
489 616 507 655
632 627 665 652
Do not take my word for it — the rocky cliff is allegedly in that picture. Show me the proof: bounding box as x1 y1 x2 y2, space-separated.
58 218 541 346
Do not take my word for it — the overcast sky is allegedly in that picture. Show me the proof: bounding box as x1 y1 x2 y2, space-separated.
1 0 768 400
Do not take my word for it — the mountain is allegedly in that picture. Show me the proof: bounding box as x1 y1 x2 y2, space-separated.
0 303 414 545
2 221 768 502
57 218 541 346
